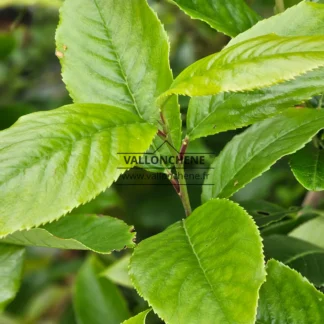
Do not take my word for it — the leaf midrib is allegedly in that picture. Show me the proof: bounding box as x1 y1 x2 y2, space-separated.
181 220 230 323
93 0 143 119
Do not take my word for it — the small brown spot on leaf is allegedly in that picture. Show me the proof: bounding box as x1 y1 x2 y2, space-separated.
234 181 238 186
55 50 64 58
63 45 68 51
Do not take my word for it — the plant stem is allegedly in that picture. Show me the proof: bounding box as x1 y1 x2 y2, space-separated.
275 0 285 13
177 162 192 217
302 191 324 208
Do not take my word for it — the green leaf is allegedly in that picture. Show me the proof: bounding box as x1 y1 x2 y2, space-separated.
169 0 260 37
239 200 298 228
0 33 15 60
228 1 324 47
122 309 151 324
257 260 324 323
187 69 324 140
159 34 324 102
74 256 130 324
0 0 62 8
261 212 318 236
0 104 156 237
290 216 324 249
202 108 324 202
130 199 265 324
101 255 133 288
0 244 25 311
187 1 324 140
56 0 181 149
1 214 135 254
263 235 324 287
290 144 324 191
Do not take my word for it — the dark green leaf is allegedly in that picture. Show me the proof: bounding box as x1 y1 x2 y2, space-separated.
290 144 324 191
74 256 130 324
239 200 298 228
169 0 260 37
263 235 324 287
0 244 25 311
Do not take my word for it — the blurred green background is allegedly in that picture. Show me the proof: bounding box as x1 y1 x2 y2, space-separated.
0 0 319 323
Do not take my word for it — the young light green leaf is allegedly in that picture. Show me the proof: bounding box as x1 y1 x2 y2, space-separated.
202 109 324 202
187 69 324 140
74 256 130 324
187 1 324 140
1 214 135 254
159 34 324 102
130 199 265 324
101 255 133 288
0 244 25 311
56 0 181 149
122 309 151 324
0 104 156 237
257 260 324 323
228 1 324 47
169 0 260 37
263 235 324 287
290 144 324 191
290 216 324 249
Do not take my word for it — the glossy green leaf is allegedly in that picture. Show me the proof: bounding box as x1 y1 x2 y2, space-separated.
229 1 324 47
56 0 181 150
1 214 135 253
202 109 324 202
187 1 324 140
74 256 130 324
101 255 133 288
159 34 324 102
170 0 260 37
263 235 324 287
290 216 324 249
122 309 151 324
239 200 298 228
0 104 156 237
187 69 324 140
130 199 265 324
0 0 62 8
0 244 25 311
290 144 324 191
256 260 324 323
